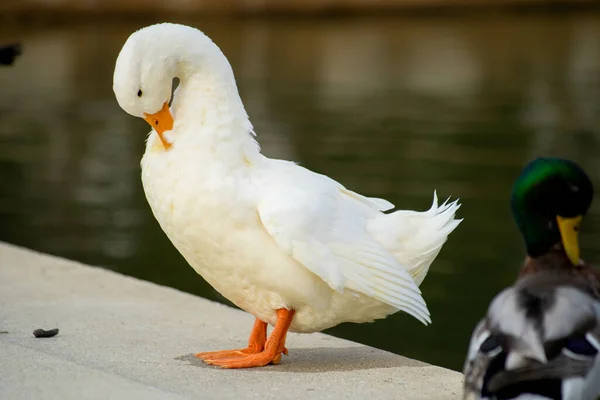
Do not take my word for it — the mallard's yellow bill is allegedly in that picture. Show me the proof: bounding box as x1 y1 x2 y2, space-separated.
556 215 583 265
143 102 173 150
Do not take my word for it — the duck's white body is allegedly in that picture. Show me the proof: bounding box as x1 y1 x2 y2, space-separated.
116 23 462 334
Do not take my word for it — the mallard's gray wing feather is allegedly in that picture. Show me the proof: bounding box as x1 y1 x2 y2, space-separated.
463 273 600 400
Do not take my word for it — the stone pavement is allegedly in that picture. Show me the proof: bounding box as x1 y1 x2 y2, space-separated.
0 242 463 399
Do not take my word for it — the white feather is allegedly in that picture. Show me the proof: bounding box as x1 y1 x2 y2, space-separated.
257 162 436 324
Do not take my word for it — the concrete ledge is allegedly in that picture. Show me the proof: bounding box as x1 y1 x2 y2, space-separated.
0 241 463 399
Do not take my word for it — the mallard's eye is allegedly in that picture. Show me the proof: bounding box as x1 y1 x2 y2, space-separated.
565 337 598 356
137 89 143 97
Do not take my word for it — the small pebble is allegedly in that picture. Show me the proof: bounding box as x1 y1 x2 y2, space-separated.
33 328 59 338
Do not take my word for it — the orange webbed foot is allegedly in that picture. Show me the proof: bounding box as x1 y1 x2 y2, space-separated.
196 318 267 361
195 348 257 361
199 309 295 369
205 350 282 368
196 345 289 361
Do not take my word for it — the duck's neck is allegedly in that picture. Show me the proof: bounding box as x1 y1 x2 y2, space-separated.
163 29 262 167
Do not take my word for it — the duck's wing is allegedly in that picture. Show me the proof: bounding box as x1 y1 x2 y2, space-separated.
463 274 600 400
256 162 430 325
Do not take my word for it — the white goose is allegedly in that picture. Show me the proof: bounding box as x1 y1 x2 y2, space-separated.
113 22 462 369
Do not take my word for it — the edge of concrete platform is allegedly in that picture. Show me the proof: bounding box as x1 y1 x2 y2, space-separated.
0 241 464 400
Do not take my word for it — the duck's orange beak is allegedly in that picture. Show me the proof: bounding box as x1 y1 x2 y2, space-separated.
143 102 173 150
556 215 582 266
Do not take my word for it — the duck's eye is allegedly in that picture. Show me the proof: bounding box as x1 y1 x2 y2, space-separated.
137 89 143 97
480 334 502 354
564 336 598 357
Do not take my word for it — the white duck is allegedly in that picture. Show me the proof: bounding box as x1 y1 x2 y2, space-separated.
113 22 462 369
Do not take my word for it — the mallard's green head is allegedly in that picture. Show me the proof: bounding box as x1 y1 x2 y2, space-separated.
511 157 593 265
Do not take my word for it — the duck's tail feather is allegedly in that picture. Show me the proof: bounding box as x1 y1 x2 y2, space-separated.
368 191 462 286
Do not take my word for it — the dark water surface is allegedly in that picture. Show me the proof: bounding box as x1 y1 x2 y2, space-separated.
1 13 600 371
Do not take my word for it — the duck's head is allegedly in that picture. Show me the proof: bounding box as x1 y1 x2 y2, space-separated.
511 157 593 265
113 24 185 150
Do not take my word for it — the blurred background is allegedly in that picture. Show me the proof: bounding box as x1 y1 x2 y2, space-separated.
1 0 600 372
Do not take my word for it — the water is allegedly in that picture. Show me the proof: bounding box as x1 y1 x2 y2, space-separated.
1 13 600 372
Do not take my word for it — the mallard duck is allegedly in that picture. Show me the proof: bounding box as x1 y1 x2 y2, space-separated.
463 157 600 399
511 157 600 295
112 23 461 369
463 273 600 400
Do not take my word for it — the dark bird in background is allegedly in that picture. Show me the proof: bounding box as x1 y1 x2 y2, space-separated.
464 273 600 400
463 157 600 400
0 43 22 66
511 158 600 296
